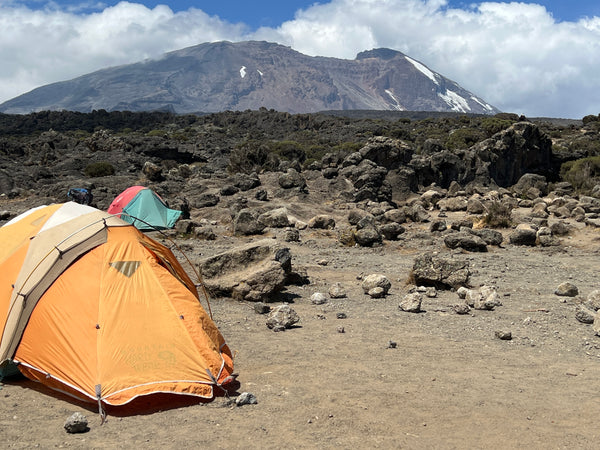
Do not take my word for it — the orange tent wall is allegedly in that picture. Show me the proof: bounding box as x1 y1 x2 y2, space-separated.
14 226 233 406
0 204 64 330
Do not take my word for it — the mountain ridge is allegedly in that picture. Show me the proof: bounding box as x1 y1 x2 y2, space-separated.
0 40 499 115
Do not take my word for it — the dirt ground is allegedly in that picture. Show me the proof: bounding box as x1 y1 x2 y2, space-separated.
3 200 600 449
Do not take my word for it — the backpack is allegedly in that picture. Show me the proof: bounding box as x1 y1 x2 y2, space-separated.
67 188 93 205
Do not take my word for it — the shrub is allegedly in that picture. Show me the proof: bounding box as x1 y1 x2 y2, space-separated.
331 141 363 157
388 127 413 140
269 140 306 163
560 156 600 192
494 112 520 121
480 201 513 228
303 144 328 167
480 117 513 136
227 140 278 174
582 114 599 124
146 129 166 137
84 161 115 177
446 128 485 150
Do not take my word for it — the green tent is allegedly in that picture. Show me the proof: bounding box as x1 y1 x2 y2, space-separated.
108 186 182 230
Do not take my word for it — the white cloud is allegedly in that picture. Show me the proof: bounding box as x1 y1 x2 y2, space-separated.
256 0 600 118
1 0 600 118
0 2 250 104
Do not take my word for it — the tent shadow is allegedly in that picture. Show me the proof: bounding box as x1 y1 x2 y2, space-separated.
106 380 242 417
5 376 242 417
6 376 98 413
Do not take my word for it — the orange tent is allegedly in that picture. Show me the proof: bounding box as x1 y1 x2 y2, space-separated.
0 202 234 410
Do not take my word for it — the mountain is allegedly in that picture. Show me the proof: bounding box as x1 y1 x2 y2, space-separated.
0 41 499 115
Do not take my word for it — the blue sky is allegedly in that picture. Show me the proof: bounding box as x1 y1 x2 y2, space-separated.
3 1 600 118
25 1 600 27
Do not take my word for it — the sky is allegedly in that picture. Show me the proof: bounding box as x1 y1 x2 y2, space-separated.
2 1 600 118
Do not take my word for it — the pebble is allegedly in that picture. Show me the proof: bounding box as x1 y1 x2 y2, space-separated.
495 330 512 340
64 412 88 434
235 392 258 406
311 292 328 305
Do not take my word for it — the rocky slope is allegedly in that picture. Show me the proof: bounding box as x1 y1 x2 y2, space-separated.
0 41 499 115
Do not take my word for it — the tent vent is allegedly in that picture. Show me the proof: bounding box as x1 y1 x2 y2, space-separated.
109 261 141 278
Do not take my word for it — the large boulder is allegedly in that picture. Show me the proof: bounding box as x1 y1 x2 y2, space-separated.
354 226 382 247
358 136 413 170
467 228 504 246
308 215 336 229
258 207 291 228
403 122 552 190
443 232 488 252
278 168 307 191
509 225 537 246
512 173 549 198
342 159 392 203
198 240 298 302
469 122 553 187
411 253 471 289
233 172 261 191
233 209 265 235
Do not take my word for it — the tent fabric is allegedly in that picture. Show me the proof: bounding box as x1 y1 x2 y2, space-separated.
108 186 182 230
0 202 234 407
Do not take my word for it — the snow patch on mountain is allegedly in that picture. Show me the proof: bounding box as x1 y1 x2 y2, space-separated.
385 89 405 111
405 56 439 85
438 89 471 113
240 66 247 78
471 96 494 111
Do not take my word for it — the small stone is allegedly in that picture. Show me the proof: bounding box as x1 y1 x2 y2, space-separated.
283 228 300 242
586 290 600 311
311 292 328 305
387 341 397 349
495 330 512 340
575 305 596 324
362 274 391 296
328 282 347 299
456 286 469 299
236 392 258 406
399 293 422 313
64 412 88 434
467 286 501 310
255 189 268 201
368 287 386 298
336 312 347 319
337 326 345 333
555 282 579 297
425 287 437 298
452 303 471 315
254 303 271 314
593 314 600 336
266 305 300 330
